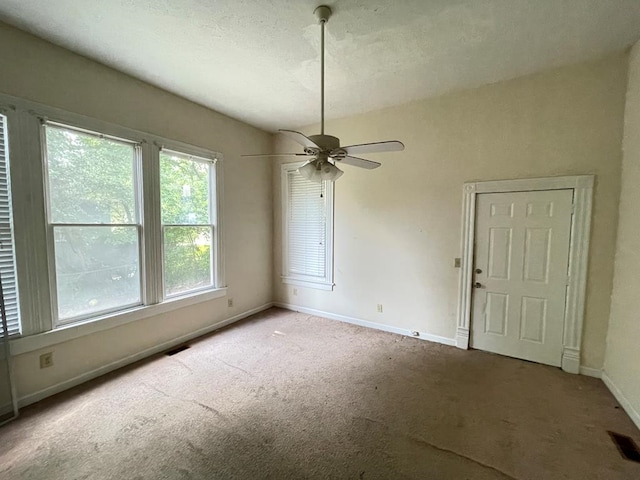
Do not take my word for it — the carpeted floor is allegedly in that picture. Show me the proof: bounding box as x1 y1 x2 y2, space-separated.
1 307 639 479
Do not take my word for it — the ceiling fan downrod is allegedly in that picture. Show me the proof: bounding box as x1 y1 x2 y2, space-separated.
240 4 404 179
314 5 331 135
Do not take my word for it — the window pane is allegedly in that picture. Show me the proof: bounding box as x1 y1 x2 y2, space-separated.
163 226 212 296
54 226 140 320
46 126 137 224
160 152 210 224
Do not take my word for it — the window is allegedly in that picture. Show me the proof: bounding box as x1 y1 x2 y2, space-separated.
0 95 226 342
281 162 334 290
0 114 21 336
44 123 142 323
160 149 216 297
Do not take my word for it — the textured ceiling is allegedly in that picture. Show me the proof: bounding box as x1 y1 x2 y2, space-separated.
1 0 639 131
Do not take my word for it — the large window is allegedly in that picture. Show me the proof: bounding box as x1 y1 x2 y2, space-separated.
44 124 142 322
281 162 334 290
0 95 226 340
160 149 216 297
0 114 21 336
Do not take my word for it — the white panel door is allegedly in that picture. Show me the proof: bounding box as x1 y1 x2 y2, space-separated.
470 189 573 366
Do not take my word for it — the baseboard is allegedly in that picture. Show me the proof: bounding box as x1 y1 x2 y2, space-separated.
0 400 15 417
561 347 580 374
18 302 274 408
579 366 602 378
274 302 456 347
602 371 640 431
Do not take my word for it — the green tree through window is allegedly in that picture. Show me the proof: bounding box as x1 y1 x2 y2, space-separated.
44 125 218 321
160 151 213 296
45 125 140 320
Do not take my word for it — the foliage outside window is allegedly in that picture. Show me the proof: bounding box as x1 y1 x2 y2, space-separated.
160 150 215 297
44 124 142 322
0 97 225 337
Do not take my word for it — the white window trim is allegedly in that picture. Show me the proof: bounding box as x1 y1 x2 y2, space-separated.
281 161 335 291
159 148 221 300
0 93 226 352
42 123 146 326
10 287 227 355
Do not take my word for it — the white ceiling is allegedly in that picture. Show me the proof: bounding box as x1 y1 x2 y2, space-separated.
1 0 639 131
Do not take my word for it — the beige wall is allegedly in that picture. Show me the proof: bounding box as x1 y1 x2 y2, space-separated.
604 41 640 426
274 53 628 370
0 23 274 400
0 19 630 404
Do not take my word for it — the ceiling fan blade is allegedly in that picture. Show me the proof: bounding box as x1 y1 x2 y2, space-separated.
337 155 381 170
279 129 320 149
340 141 405 156
241 153 309 158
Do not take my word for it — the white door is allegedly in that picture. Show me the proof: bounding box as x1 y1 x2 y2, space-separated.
470 189 573 367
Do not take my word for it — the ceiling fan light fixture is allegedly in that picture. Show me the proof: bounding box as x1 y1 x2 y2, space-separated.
298 159 342 183
320 162 343 182
298 161 317 180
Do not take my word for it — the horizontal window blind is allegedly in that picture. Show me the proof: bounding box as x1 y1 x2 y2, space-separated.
287 169 327 278
0 114 20 336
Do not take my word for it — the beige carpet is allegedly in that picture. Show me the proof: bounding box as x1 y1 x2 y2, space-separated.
1 307 639 479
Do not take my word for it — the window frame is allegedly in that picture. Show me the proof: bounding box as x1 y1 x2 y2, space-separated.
281 161 335 291
42 122 146 326
0 93 226 351
159 147 219 299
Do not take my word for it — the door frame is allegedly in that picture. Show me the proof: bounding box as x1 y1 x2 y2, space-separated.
456 175 594 374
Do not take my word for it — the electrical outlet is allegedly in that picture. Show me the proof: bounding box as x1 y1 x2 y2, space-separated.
40 352 53 369
293 288 298 296
227 298 233 308
377 304 383 313
454 258 461 268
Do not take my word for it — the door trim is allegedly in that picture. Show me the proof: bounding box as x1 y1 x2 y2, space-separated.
456 175 594 374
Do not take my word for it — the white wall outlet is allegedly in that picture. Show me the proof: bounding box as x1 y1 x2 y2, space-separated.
377 304 383 313
227 298 233 308
40 352 53 369
293 288 298 296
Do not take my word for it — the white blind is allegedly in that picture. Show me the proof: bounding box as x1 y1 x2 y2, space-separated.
0 115 20 336
287 170 327 278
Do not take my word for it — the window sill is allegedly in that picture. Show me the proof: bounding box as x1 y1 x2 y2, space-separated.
10 287 227 355
282 276 334 291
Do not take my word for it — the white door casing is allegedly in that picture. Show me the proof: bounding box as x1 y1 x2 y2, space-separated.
456 176 594 374
470 190 573 367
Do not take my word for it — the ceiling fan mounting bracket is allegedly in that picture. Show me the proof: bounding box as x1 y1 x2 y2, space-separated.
314 5 332 24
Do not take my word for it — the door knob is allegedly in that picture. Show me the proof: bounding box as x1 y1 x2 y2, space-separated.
474 282 483 288
475 268 482 274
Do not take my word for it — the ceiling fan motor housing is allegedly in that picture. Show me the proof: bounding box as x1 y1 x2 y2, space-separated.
308 134 340 152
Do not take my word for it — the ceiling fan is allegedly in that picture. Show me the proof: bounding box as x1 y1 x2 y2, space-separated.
242 5 404 182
